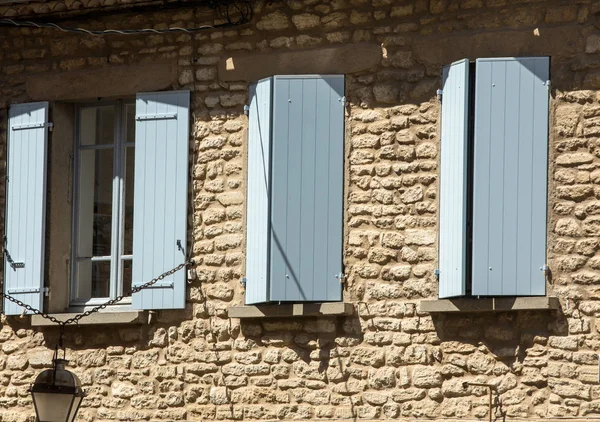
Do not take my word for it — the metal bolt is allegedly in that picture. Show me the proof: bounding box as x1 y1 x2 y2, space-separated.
489 267 492 271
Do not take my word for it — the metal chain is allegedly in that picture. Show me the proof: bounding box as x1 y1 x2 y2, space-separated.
1 260 194 326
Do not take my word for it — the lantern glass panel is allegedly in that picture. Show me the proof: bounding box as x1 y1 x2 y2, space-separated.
68 395 84 422
32 391 75 422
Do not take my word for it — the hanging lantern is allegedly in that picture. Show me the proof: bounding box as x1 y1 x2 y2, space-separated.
29 358 86 422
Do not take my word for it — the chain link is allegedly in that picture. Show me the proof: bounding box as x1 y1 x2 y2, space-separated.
1 260 193 327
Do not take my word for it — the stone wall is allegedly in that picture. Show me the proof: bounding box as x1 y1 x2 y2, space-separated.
0 0 600 421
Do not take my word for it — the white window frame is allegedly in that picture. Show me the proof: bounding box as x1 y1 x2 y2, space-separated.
70 100 135 307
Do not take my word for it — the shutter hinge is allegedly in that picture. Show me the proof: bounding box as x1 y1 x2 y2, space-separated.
12 122 52 131
243 104 250 116
138 281 174 289
7 286 47 294
545 80 551 91
335 273 346 284
136 113 177 121
540 265 550 274
434 269 440 280
240 277 247 288
47 122 54 132
340 96 346 106
436 89 443 101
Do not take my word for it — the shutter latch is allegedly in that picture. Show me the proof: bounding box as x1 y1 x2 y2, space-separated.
4 243 24 270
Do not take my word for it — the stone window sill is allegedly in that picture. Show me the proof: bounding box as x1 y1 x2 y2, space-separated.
420 296 560 313
228 302 354 319
30 311 148 327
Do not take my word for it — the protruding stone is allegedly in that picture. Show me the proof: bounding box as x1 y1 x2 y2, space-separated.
256 11 290 31
412 366 443 388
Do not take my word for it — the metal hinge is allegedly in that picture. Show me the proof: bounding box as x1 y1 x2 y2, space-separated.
545 80 551 91
48 122 54 132
339 96 346 106
243 104 250 116
335 273 346 284
436 89 443 101
434 269 440 280
12 121 53 131
136 113 177 121
240 277 247 288
540 265 550 274
138 281 174 289
7 286 48 296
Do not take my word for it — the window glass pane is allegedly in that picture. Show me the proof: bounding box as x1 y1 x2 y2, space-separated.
125 104 135 144
77 149 113 258
76 260 111 300
123 147 134 255
79 106 115 146
122 260 132 296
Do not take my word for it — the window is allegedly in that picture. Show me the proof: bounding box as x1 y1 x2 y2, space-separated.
438 57 550 298
4 91 191 315
71 102 135 305
245 75 345 304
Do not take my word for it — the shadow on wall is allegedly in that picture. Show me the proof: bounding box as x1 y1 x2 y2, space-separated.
431 308 569 369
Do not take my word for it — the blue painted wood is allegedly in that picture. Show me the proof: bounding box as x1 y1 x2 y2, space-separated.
246 77 273 304
132 91 190 310
472 57 549 296
4 102 49 315
439 59 469 299
269 75 344 302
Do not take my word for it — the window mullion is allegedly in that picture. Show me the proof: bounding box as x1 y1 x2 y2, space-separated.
110 101 124 300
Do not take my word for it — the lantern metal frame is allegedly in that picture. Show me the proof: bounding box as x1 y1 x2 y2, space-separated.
28 332 86 422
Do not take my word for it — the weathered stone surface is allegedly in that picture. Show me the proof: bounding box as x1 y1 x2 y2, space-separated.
556 152 594 166
292 13 320 30
112 381 138 399
412 366 443 388
0 3 598 422
256 11 290 31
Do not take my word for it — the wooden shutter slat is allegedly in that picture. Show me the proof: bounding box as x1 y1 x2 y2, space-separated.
439 59 470 299
269 75 344 302
245 77 273 305
132 91 190 310
472 57 549 296
4 102 49 315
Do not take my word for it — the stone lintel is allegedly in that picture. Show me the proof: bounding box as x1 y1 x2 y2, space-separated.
30 311 147 326
229 302 354 319
420 297 561 313
218 43 381 82
26 62 177 101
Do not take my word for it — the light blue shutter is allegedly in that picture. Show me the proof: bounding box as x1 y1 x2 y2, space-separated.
132 91 190 310
269 75 344 302
472 57 549 296
4 102 49 315
245 77 273 305
438 59 469 299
